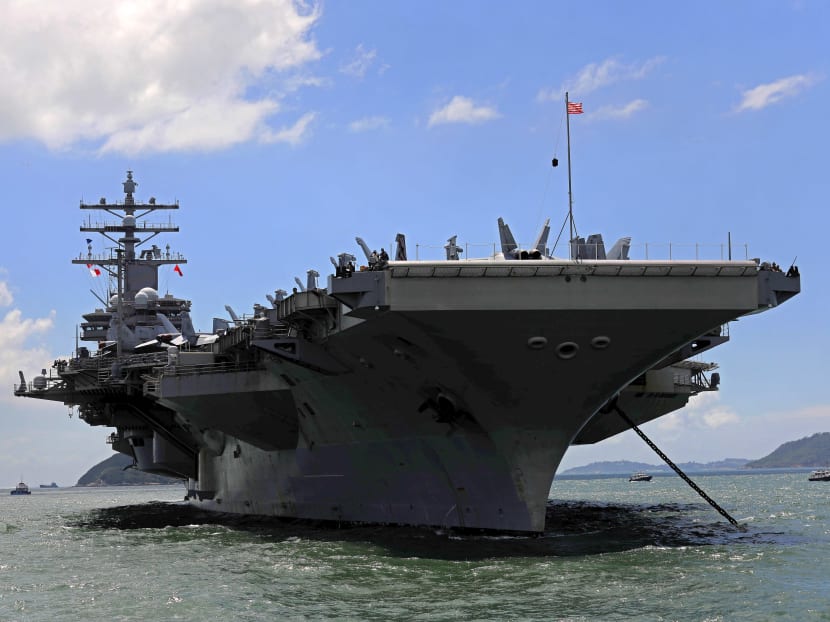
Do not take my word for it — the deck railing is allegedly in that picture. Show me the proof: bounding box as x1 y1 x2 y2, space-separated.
161 360 264 378
408 241 751 262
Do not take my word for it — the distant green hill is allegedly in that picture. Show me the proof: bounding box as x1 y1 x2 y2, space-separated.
76 453 181 486
746 432 830 468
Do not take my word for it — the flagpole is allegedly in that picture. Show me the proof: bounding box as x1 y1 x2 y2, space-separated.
565 91 574 259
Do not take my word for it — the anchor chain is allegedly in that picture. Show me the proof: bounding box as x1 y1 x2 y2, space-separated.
611 401 742 529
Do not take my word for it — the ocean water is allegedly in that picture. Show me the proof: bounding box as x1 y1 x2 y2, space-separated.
2 472 828 621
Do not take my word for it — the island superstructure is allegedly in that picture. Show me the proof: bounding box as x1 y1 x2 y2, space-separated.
15 172 800 532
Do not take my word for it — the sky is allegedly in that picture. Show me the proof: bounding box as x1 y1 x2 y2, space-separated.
1 0 828 487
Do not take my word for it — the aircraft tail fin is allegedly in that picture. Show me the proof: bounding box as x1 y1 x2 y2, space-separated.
497 217 518 256
532 218 551 256
606 236 632 260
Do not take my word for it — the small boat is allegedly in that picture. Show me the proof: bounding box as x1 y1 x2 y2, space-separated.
808 469 830 482
10 481 31 495
629 472 652 482
39 482 59 488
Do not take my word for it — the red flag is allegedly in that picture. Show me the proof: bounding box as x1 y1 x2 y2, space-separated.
86 264 101 277
174 264 183 276
567 102 584 114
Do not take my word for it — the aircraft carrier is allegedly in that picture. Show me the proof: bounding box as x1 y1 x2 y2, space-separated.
15 172 801 532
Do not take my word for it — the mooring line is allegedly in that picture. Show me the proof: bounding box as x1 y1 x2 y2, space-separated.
612 402 742 529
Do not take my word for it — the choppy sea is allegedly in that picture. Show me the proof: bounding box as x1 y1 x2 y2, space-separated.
2 471 828 621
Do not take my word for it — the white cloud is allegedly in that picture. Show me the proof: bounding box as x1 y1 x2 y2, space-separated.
349 116 390 132
538 56 665 102
735 73 821 112
0 308 54 347
656 391 740 434
590 99 649 120
0 281 12 307
100 99 280 155
0 299 57 405
428 96 501 127
340 44 377 79
283 74 330 92
0 0 322 154
262 111 317 145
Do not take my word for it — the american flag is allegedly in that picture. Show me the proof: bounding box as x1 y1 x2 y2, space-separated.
567 102 584 114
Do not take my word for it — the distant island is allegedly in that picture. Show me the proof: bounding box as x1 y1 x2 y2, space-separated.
560 432 830 475
744 432 830 468
559 458 749 476
76 453 182 486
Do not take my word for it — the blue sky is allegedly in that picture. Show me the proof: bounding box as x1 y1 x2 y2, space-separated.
1 0 828 486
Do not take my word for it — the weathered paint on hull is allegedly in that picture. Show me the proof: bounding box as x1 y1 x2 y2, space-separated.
190 431 568 532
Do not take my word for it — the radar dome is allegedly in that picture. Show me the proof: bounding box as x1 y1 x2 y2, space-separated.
137 287 159 302
134 292 148 308
109 294 120 307
123 215 136 228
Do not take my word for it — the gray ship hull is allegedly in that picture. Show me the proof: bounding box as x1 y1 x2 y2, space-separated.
155 265 796 531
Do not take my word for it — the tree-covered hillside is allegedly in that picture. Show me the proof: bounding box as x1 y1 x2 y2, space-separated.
745 432 830 468
76 453 181 486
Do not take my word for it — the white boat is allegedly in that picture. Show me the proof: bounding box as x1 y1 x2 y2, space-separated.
629 472 653 482
808 469 830 482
